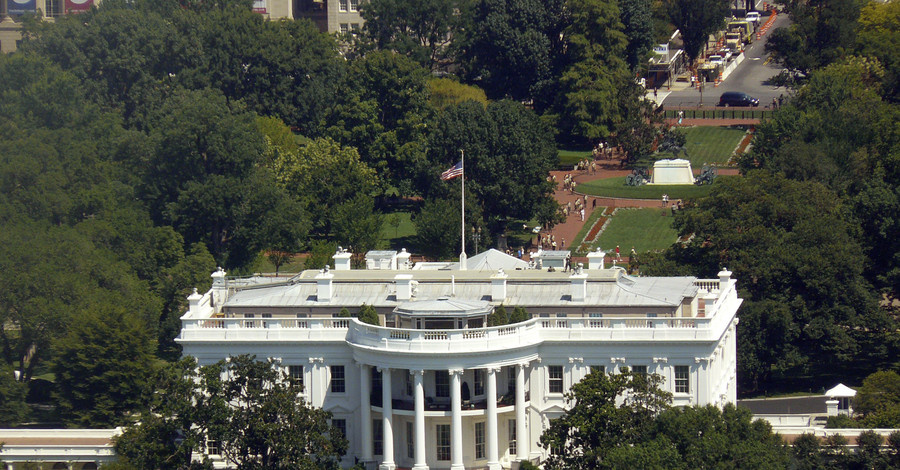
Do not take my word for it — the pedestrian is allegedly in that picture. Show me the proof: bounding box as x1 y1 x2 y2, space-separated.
631 246 637 258
615 245 621 261
552 240 557 250
592 199 597 208
561 238 566 249
580 208 585 221
677 110 684 125
671 203 677 216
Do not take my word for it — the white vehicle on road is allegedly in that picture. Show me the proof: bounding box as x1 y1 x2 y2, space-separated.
745 11 760 23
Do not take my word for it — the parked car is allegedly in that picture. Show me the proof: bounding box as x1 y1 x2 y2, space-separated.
718 91 759 107
745 11 761 23
708 55 725 67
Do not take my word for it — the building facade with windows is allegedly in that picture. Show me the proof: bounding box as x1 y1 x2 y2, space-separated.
178 248 741 469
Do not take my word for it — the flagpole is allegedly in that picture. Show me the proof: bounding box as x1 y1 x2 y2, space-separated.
459 149 467 270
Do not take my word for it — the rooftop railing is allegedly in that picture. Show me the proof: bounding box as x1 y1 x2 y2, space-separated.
179 279 740 348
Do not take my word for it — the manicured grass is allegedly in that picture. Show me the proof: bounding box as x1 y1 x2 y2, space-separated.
559 149 591 168
570 206 608 254
578 175 733 199
648 126 747 168
254 254 307 274
594 208 678 253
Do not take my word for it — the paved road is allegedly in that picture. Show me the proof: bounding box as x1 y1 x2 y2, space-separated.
662 9 792 108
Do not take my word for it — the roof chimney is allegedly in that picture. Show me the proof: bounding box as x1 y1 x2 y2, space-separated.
395 274 413 301
570 269 588 302
316 267 334 302
333 247 352 271
491 268 508 302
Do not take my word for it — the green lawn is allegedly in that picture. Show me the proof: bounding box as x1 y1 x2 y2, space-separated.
647 126 747 168
578 175 733 199
594 208 678 253
559 149 591 168
380 210 417 250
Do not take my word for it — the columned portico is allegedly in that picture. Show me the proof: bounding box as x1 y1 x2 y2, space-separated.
486 367 501 470
359 364 373 461
380 367 396 470
515 363 528 461
449 368 464 470
412 370 428 470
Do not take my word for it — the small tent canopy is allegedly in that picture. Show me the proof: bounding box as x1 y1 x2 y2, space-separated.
825 383 857 398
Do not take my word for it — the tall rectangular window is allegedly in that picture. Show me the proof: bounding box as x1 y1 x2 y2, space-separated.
406 370 413 396
590 365 605 375
406 421 414 458
435 371 449 398
474 369 484 396
508 419 517 455
338 0 347 11
436 424 451 460
339 23 349 34
374 420 383 456
508 367 516 393
475 421 486 459
332 418 346 439
288 365 304 390
675 366 690 393
330 365 345 393
349 0 358 11
631 365 648 389
372 368 382 392
548 366 563 393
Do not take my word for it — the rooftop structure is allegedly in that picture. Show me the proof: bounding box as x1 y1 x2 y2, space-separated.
179 249 742 469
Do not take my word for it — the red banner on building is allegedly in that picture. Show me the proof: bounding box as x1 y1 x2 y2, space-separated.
65 0 93 13
252 0 267 13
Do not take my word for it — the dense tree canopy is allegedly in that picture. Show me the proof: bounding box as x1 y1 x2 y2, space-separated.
668 0 729 64
427 100 557 234
116 356 347 469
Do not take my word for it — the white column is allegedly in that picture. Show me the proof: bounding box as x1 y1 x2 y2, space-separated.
486 367 500 470
515 363 528 461
450 369 464 470
360 364 373 461
412 370 428 470
695 358 710 406
380 367 396 470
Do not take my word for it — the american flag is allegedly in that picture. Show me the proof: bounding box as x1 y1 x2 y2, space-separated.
441 161 464 180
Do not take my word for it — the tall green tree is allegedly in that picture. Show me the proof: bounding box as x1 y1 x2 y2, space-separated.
136 88 304 269
460 0 567 103
0 364 27 426
766 0 862 76
668 0 729 64
271 137 377 239
619 0 654 71
116 356 347 469
552 0 633 143
53 310 156 428
540 368 672 469
428 100 557 234
325 51 432 195
649 172 894 392
360 0 463 69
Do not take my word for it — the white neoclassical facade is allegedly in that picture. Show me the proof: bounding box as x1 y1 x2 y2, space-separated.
178 249 741 469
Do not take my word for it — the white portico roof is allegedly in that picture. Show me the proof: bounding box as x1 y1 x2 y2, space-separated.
394 298 492 316
825 383 857 398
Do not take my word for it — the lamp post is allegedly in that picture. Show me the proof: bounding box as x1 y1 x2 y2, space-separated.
472 226 482 254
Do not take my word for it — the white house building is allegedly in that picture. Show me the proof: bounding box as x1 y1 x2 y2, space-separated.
178 248 741 469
